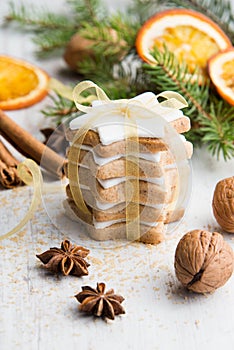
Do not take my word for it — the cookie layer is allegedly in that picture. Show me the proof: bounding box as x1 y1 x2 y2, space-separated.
63 199 165 244
66 117 191 157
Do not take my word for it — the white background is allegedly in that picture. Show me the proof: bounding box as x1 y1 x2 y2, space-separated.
0 1 234 349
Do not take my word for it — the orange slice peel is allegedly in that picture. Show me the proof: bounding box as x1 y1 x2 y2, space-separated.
135 9 232 78
0 55 49 110
208 48 234 106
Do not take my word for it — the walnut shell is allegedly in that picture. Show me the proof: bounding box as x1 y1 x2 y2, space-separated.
63 29 127 72
174 230 233 293
63 33 95 71
212 176 234 233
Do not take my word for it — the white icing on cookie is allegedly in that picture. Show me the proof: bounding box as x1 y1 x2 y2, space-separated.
79 183 166 210
78 144 162 165
70 135 186 166
70 92 185 145
98 176 164 189
93 217 160 229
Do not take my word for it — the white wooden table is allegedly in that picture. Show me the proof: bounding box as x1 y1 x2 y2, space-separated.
0 1 234 349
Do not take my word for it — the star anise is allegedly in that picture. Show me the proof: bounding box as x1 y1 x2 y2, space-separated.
75 282 125 320
36 239 90 277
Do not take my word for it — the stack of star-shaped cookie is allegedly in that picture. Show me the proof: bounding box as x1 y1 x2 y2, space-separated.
64 92 192 244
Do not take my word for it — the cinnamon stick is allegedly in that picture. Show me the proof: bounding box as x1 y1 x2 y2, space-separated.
0 110 66 178
0 140 23 189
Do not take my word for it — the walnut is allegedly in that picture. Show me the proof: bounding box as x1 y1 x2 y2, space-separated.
174 230 233 293
63 33 95 71
63 30 127 72
212 176 234 233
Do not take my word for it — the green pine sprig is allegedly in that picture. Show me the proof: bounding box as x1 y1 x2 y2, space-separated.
4 0 107 55
5 1 78 55
143 46 234 160
78 21 131 58
200 99 234 160
32 30 75 56
5 1 76 29
67 0 107 23
41 93 77 126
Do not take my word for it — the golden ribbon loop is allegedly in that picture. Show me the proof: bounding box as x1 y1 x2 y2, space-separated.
0 159 42 241
50 79 188 117
124 119 140 240
68 128 93 221
49 78 108 109
156 91 188 110
73 80 110 113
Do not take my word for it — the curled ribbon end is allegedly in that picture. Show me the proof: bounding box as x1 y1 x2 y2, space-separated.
0 159 43 241
49 78 74 101
72 80 110 113
157 91 188 109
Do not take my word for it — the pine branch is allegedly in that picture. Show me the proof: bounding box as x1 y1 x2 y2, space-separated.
78 23 127 57
143 46 234 160
78 55 118 82
5 0 136 56
109 12 141 46
77 50 149 99
41 93 77 126
33 29 77 58
5 1 79 55
200 100 234 160
143 46 210 116
78 11 139 58
6 1 76 30
33 30 76 56
67 0 107 23
127 0 167 23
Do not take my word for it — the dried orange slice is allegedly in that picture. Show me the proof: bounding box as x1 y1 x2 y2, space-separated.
0 55 49 110
208 48 234 105
136 9 232 78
